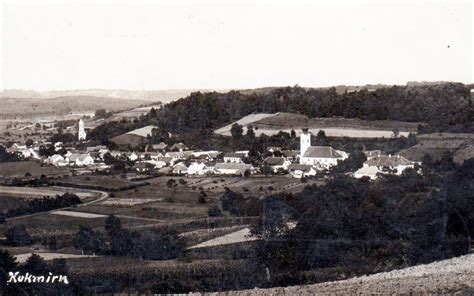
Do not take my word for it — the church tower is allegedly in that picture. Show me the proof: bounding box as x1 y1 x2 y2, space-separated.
300 128 311 158
78 119 86 141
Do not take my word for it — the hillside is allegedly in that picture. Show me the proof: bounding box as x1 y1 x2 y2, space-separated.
198 254 474 295
214 112 420 138
0 89 209 103
0 96 148 118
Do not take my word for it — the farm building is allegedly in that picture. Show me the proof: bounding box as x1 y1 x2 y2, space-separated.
223 153 246 163
172 162 188 175
354 155 416 179
263 157 291 173
214 163 252 176
287 164 317 178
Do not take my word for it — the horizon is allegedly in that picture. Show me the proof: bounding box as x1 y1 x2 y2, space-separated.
2 2 472 91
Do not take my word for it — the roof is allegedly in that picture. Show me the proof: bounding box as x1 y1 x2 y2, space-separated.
302 146 344 158
166 152 185 158
224 153 246 158
282 150 299 157
153 142 168 149
288 164 313 172
172 162 188 170
264 157 286 166
365 155 413 167
214 163 252 170
156 157 172 163
126 126 159 137
170 142 188 150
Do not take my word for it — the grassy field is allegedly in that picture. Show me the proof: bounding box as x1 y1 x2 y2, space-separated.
0 195 28 212
53 175 149 191
0 161 70 179
215 112 421 138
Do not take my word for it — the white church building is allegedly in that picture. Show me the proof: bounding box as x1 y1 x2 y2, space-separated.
299 128 348 169
78 119 87 141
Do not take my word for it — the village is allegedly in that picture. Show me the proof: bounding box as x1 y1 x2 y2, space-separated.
3 118 419 181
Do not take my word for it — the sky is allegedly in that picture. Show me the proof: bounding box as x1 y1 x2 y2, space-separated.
1 1 472 91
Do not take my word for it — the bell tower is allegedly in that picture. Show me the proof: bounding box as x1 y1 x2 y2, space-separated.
300 128 311 158
78 119 86 141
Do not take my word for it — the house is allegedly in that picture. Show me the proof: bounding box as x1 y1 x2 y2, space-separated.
223 153 246 163
140 152 162 160
214 163 252 176
154 157 173 168
364 150 383 159
287 164 317 178
299 128 347 169
172 162 188 175
281 150 299 161
169 142 189 152
263 157 291 173
125 152 139 162
267 147 282 153
69 153 95 167
354 154 416 180
165 151 187 161
152 142 168 151
187 162 210 175
133 162 154 173
48 154 68 167
192 150 221 160
76 154 95 167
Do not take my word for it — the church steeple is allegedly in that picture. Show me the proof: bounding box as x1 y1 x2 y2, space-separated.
300 127 311 159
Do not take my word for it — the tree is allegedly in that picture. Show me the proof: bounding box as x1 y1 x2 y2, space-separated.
73 226 106 255
246 126 255 139
105 215 122 237
290 129 296 138
0 249 18 294
25 139 34 147
94 109 107 118
261 165 273 176
230 123 244 139
23 253 50 274
198 190 207 204
392 128 400 138
5 224 32 246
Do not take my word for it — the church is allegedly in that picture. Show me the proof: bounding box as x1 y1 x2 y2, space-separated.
78 119 87 141
299 128 348 169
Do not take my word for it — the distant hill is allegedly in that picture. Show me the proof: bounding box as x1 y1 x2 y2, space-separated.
0 89 211 104
0 96 149 119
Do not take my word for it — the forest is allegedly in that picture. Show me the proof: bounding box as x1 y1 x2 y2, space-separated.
88 83 474 150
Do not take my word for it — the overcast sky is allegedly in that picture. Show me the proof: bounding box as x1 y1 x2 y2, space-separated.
1 1 472 91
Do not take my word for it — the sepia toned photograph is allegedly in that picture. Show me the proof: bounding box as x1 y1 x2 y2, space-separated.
0 1 473 294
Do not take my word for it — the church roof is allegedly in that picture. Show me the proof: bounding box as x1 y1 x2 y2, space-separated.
302 146 343 158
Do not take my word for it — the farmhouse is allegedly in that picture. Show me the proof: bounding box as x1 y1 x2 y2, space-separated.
110 125 159 149
214 163 252 176
263 157 291 173
172 162 188 175
299 128 348 168
69 153 95 167
354 154 416 180
288 164 317 178
169 142 189 152
187 162 210 175
223 153 246 163
48 154 68 167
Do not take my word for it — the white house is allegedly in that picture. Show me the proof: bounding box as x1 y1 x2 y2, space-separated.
172 162 188 175
214 163 252 176
287 164 317 178
223 153 246 163
69 153 95 167
165 151 187 162
187 162 210 175
299 128 348 169
354 154 416 180
48 154 68 167
125 152 139 162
